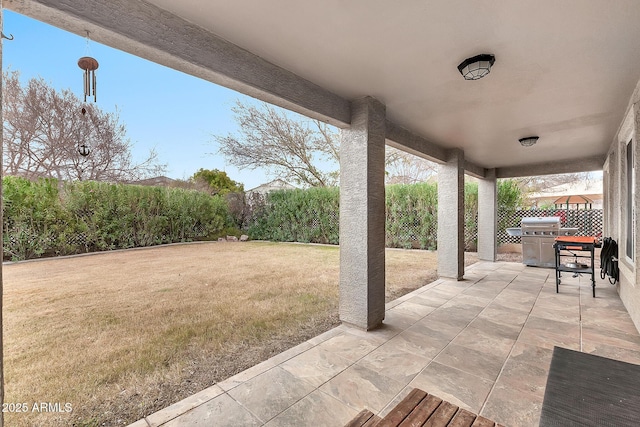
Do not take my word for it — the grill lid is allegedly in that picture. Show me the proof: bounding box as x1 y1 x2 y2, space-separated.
521 217 561 227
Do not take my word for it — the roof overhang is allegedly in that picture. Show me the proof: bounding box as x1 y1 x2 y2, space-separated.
7 0 640 178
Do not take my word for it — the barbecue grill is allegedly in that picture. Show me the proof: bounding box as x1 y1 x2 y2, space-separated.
521 217 561 267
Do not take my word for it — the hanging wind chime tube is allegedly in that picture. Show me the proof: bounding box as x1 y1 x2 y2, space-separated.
78 56 99 102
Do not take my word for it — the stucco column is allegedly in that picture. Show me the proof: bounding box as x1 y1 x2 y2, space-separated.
478 168 497 261
339 97 386 330
437 149 465 279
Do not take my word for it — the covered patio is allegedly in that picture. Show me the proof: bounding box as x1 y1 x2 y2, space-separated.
2 1 640 426
128 262 640 426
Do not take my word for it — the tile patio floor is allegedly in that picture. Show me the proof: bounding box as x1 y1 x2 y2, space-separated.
128 261 640 427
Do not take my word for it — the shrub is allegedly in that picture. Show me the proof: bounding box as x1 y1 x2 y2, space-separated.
2 176 232 260
2 177 69 260
248 187 339 244
386 183 438 249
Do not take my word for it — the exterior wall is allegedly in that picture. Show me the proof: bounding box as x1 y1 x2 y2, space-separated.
605 79 640 331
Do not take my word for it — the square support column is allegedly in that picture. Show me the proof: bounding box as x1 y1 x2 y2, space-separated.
339 97 386 330
478 168 497 261
437 149 465 279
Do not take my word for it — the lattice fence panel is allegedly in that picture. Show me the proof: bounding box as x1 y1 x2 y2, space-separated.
496 209 603 245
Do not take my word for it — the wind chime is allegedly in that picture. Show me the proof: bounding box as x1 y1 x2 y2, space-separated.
78 55 98 103
77 31 99 157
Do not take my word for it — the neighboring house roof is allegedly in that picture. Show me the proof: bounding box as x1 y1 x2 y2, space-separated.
247 179 297 195
130 176 177 187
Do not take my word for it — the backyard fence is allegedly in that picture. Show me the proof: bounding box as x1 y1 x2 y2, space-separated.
3 177 605 261
497 208 604 244
244 188 604 251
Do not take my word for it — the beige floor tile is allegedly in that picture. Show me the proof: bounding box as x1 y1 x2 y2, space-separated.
264 390 357 427
280 345 352 387
478 302 530 327
523 316 580 337
306 327 344 346
494 356 548 397
581 324 640 351
507 280 546 295
406 293 450 308
146 385 224 426
426 286 463 299
450 328 516 359
161 393 261 427
390 301 436 319
425 304 481 328
340 322 403 343
529 305 580 323
217 359 278 392
410 362 494 413
315 331 380 362
446 293 494 308
508 342 554 372
481 384 543 427
434 343 506 382
267 341 315 366
386 328 451 359
409 317 467 341
356 341 431 384
319 364 406 413
492 289 537 312
462 285 504 300
467 316 522 340
384 305 427 327
227 366 315 423
582 342 640 365
517 327 580 351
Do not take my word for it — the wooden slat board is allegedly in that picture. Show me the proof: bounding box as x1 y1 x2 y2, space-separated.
378 389 428 426
399 394 442 427
423 401 458 427
346 409 381 427
345 388 501 427
448 408 478 427
470 415 497 427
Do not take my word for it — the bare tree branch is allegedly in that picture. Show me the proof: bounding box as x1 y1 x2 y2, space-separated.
385 146 437 184
214 100 338 187
2 70 166 182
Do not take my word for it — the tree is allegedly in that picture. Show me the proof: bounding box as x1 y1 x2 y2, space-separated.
214 100 339 187
385 146 437 184
2 70 166 182
190 168 244 195
514 172 595 194
215 100 447 187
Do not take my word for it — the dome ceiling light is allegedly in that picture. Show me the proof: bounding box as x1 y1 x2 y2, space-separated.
519 136 539 147
457 54 496 80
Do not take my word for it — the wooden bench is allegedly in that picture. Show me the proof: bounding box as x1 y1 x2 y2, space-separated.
345 388 504 427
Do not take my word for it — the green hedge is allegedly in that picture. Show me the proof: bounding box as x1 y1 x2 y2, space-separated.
2 176 232 260
247 180 524 250
248 187 339 244
386 183 438 249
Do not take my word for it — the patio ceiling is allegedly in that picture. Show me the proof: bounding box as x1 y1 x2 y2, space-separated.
7 0 640 177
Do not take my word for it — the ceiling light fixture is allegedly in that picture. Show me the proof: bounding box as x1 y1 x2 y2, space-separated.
519 136 539 147
457 54 495 80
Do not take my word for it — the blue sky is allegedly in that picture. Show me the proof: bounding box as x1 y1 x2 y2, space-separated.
2 10 280 189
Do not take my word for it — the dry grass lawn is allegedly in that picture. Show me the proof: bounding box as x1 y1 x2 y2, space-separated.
3 241 461 427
